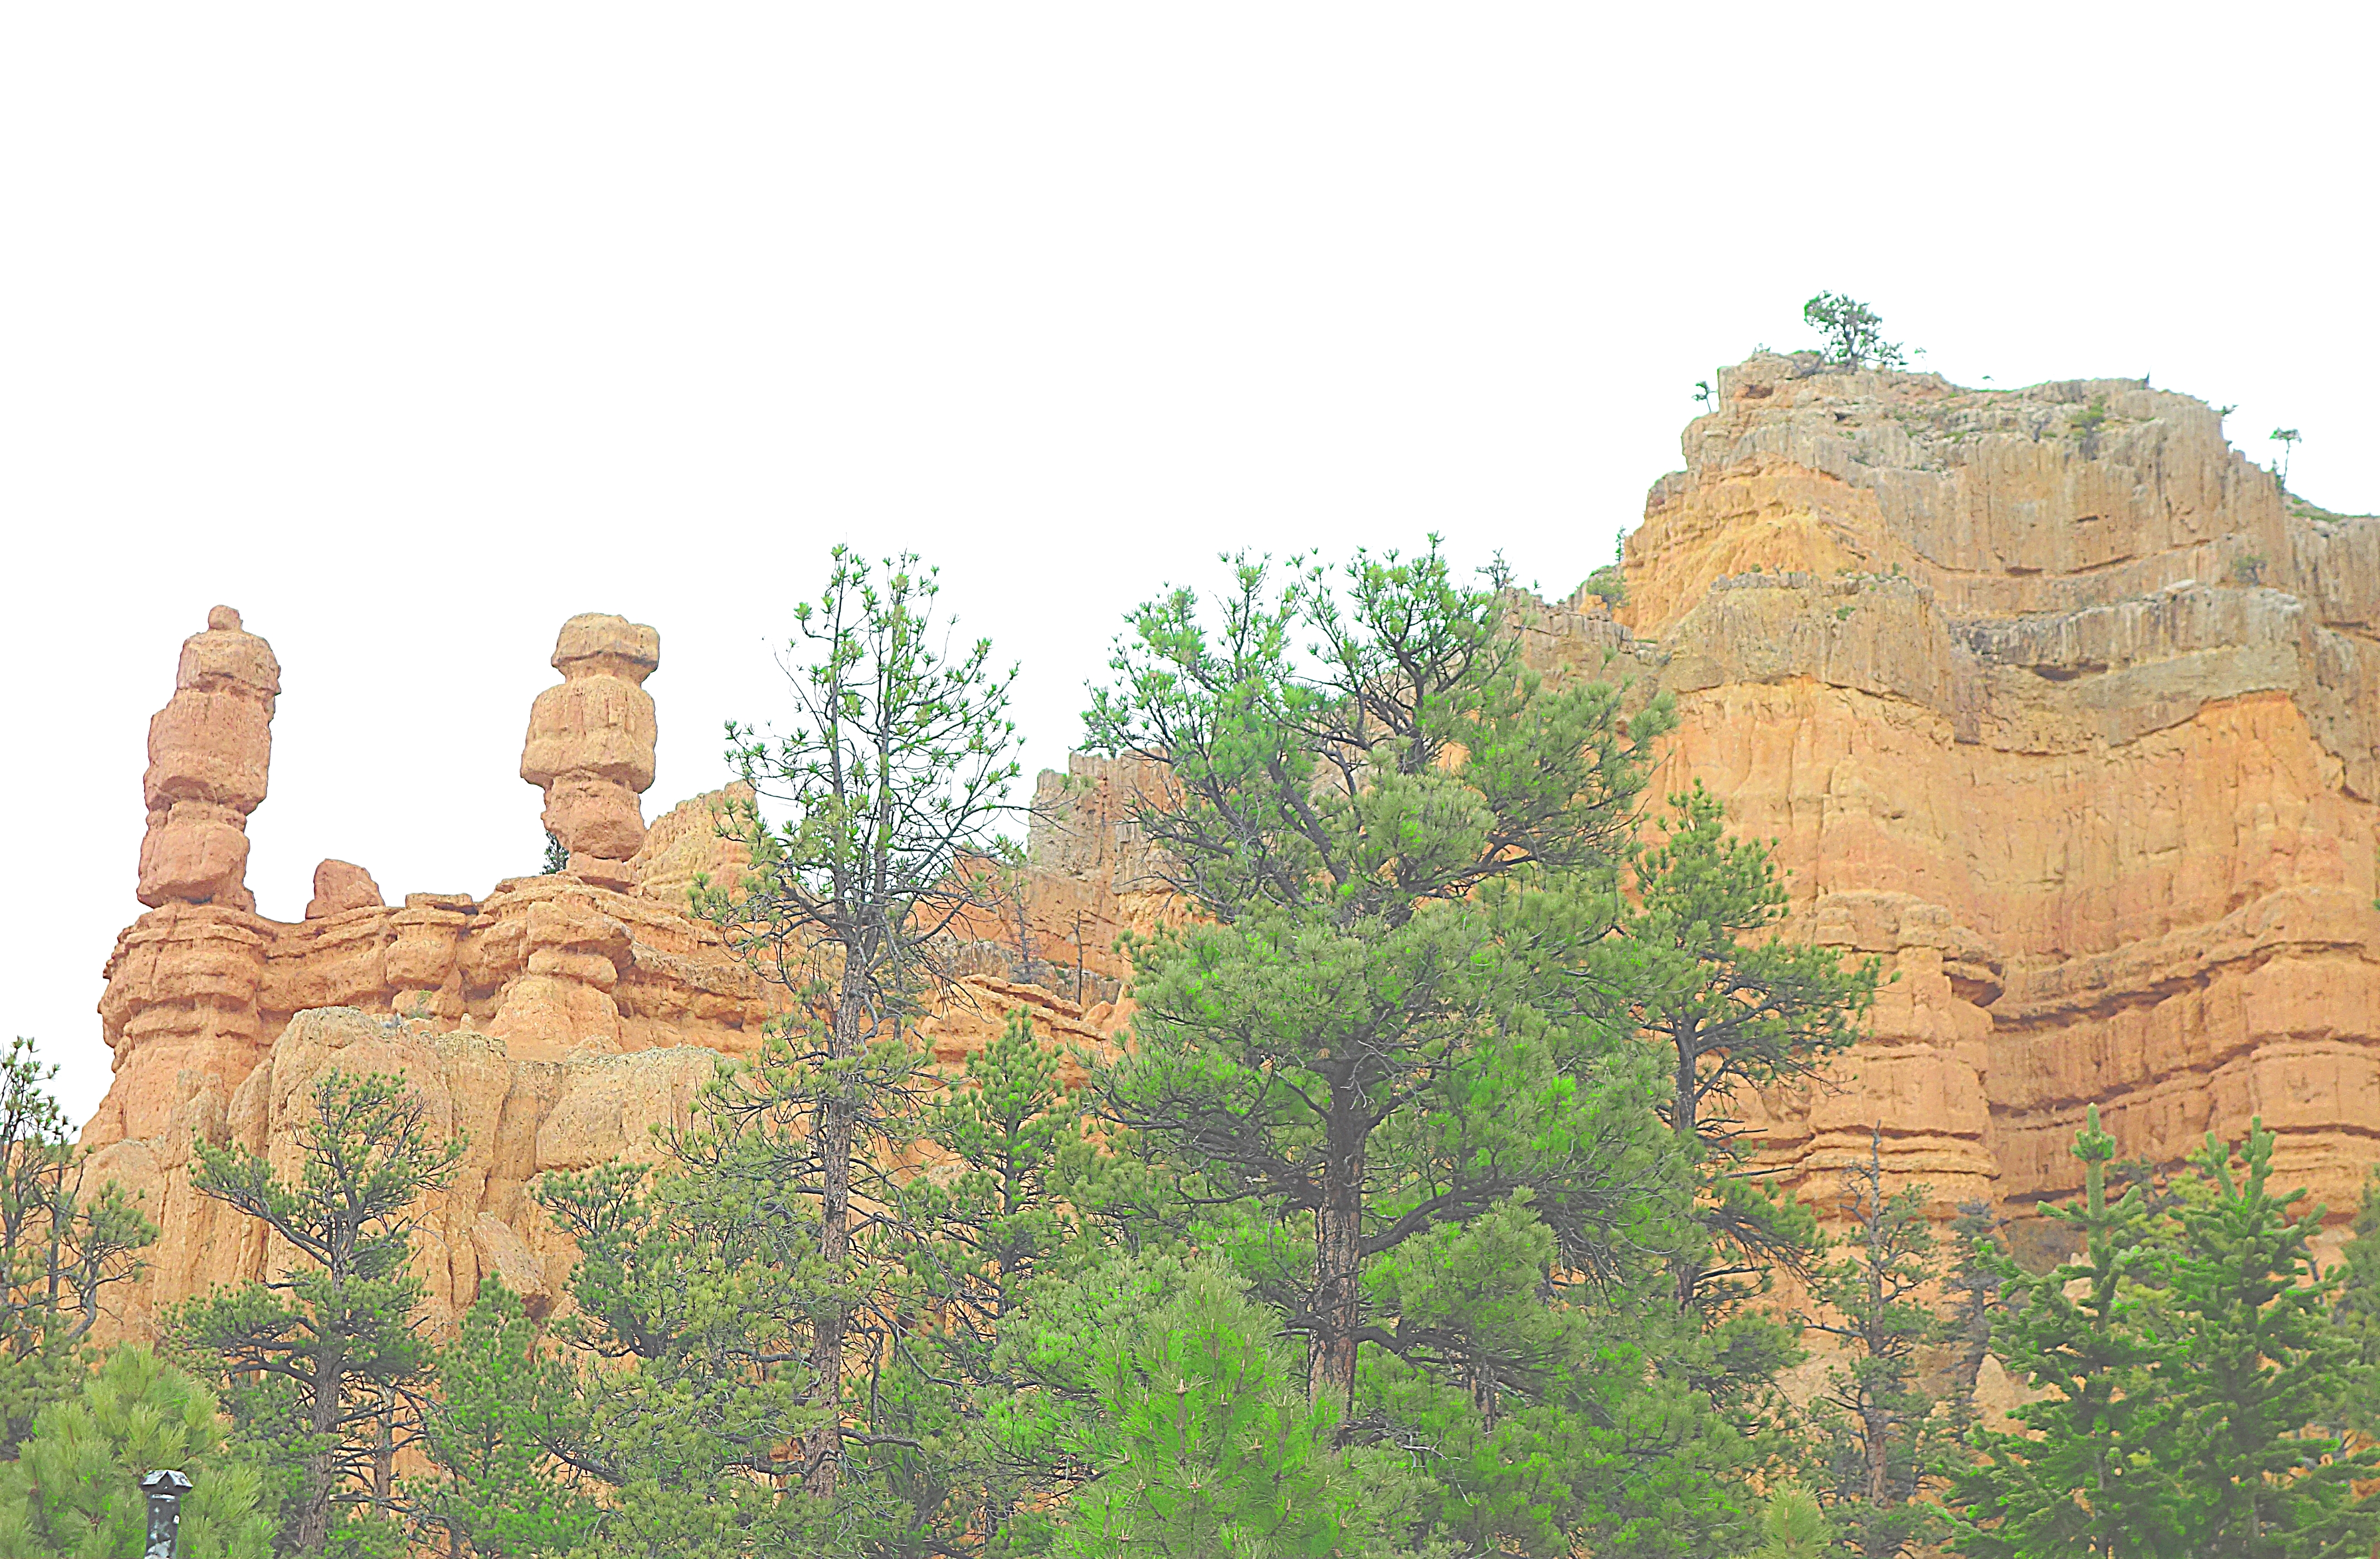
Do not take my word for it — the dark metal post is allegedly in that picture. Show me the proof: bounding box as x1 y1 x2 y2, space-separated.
142 1469 192 1559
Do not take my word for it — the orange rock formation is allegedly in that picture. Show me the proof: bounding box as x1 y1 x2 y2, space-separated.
79 359 2380 1338
81 612 1135 1337
1591 354 2380 1225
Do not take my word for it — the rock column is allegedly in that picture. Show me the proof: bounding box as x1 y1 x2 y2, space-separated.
137 607 280 910
520 614 661 891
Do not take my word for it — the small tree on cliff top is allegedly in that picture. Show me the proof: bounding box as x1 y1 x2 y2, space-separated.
180 1069 463 1555
698 545 1021 1502
1804 293 1903 369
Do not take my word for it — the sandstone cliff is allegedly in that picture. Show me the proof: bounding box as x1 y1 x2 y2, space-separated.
1587 354 2380 1225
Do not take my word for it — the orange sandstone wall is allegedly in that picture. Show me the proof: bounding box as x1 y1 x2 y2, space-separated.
1599 354 2380 1221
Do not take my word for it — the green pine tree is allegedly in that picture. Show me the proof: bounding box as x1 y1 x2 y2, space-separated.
1948 1107 2180 1557
1599 782 1877 1314
0 1344 275 1559
411 1280 592 1558
177 1069 464 1554
1083 545 1763 1553
2152 1121 2379 1555
697 545 1021 1505
0 1038 156 1454
1807 1139 1948 1559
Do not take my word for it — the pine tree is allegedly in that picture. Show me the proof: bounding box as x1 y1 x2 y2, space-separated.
998 1251 1399 1558
1598 782 1877 1313
2153 1121 2379 1555
178 1069 464 1553
1807 1139 1947 1559
699 545 1020 1503
0 1037 156 1454
413 1280 592 1558
1082 546 1763 1553
0 1345 274 1559
527 1156 840 1558
1086 544 1680 1407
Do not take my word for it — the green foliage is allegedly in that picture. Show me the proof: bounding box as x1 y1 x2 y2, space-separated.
1593 783 1876 1312
1751 1485 1833 1559
1948 1110 2380 1557
2233 553 2268 585
412 1281 592 1558
1802 294 1904 369
1807 1141 1950 1559
0 1345 273 1559
1579 532 1629 608
2070 397 2110 457
178 1069 464 1553
2156 1123 2378 1554
2272 427 2303 487
1012 1253 1389 1557
1948 1106 2185 1556
528 1156 837 1557
699 545 1022 1503
1087 544 1684 1397
541 831 569 875
0 1038 156 1455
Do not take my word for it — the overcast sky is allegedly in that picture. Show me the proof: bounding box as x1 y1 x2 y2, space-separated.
4 6 2374 1125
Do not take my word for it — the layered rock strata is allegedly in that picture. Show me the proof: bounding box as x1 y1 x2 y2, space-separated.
1596 355 2380 1220
137 607 279 911
520 614 662 890
82 362 2379 1338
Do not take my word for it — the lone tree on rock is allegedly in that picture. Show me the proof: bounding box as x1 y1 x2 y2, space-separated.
1804 293 1904 369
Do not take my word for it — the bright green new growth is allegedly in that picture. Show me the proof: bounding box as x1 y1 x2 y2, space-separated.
1751 1485 1833 1559
0 1345 273 1559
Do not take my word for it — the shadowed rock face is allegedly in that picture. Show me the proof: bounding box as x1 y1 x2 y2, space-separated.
1601 354 2380 1222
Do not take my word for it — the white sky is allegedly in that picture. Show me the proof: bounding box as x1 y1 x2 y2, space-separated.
4 6 2375 1125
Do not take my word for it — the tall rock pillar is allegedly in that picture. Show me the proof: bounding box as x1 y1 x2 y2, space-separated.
520 613 661 890
136 606 279 910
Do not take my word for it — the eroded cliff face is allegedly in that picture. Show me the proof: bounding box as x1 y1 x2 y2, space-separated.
82 612 1137 1338
1596 354 2380 1222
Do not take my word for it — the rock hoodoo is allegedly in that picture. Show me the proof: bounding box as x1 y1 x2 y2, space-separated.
519 613 661 890
135 606 279 911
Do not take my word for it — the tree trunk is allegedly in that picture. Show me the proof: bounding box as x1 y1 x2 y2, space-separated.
295 1343 344 1552
1673 1034 1702 1306
802 976 867 1499
1312 1103 1365 1407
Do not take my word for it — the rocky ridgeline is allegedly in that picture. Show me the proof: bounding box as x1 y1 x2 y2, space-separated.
79 354 2380 1334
